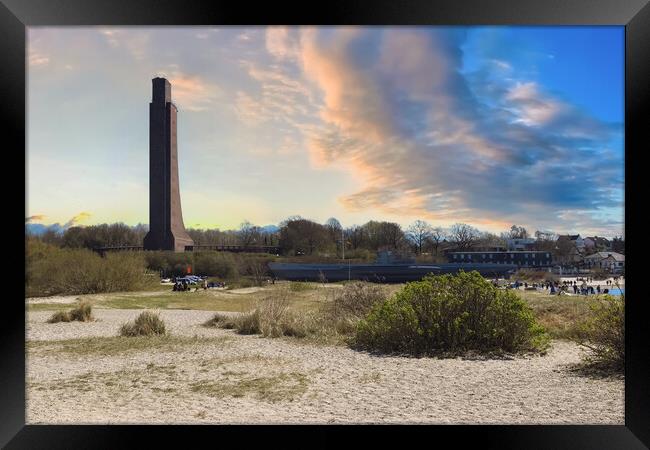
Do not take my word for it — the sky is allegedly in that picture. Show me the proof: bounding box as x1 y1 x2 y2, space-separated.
26 26 625 238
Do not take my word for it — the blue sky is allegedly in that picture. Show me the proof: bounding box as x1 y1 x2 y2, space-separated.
26 26 624 237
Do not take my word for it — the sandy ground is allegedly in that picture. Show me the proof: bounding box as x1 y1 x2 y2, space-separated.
26 309 624 425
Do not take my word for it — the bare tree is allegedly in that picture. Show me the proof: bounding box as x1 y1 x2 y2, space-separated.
325 217 343 248
478 231 506 250
346 225 365 249
533 230 557 252
505 224 529 239
407 220 433 255
429 227 445 256
449 223 480 251
238 221 261 247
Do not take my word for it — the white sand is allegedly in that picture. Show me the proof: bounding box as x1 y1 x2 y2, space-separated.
26 309 624 425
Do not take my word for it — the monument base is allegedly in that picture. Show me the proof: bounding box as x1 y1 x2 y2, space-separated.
144 232 194 252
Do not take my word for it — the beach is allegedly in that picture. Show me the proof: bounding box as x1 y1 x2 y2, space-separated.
26 308 624 424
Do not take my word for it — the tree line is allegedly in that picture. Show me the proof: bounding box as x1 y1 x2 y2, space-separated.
25 219 623 261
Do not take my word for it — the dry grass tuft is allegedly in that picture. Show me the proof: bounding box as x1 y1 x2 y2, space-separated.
47 300 94 323
119 311 167 337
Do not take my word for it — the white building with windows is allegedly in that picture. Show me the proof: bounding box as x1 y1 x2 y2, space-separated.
583 252 625 273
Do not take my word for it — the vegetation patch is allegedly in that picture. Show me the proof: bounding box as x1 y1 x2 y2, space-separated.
353 271 549 357
189 372 309 402
119 311 167 337
26 239 153 297
204 282 389 345
518 291 594 339
47 300 94 323
27 335 231 356
572 294 624 373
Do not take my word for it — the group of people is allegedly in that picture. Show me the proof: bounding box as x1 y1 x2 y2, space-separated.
501 278 616 296
172 280 198 292
561 280 606 295
172 279 226 292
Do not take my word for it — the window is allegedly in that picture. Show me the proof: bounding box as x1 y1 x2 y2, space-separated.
482 254 486 259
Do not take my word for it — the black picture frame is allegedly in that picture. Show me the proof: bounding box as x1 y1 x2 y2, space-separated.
4 0 648 448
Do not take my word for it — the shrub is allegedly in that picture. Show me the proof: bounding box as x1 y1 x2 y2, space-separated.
69 300 94 322
329 282 387 319
256 291 291 337
47 310 72 323
47 300 94 323
232 310 261 335
27 241 150 297
119 311 167 337
353 271 548 356
203 312 238 329
205 289 319 338
193 252 238 279
574 293 624 371
319 282 388 335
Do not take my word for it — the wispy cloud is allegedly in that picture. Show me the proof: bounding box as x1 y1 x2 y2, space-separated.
98 28 150 60
26 214 46 222
154 67 221 112
63 211 92 228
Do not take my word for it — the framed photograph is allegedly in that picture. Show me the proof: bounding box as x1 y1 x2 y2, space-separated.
5 0 648 448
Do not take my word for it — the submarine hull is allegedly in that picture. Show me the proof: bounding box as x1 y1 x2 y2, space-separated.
268 262 517 283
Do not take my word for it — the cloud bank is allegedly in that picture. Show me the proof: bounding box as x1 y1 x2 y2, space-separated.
256 27 623 235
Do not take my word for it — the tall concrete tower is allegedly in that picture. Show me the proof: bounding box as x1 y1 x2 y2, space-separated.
143 77 194 252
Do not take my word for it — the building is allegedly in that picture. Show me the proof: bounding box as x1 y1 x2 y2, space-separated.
506 238 536 251
447 251 553 268
557 234 585 250
143 77 194 252
583 252 625 273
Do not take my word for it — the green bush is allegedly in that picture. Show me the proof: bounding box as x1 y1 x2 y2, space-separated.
575 294 624 371
353 271 548 356
119 311 167 337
